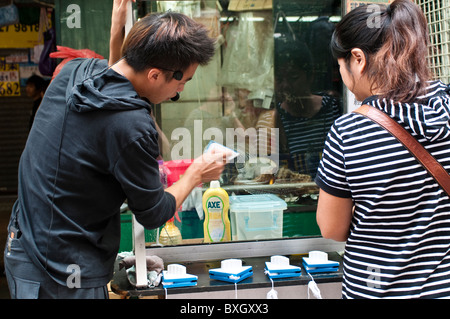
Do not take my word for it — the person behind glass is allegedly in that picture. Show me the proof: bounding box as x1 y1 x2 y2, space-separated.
184 88 238 152
274 40 342 178
316 0 450 298
25 74 47 129
4 1 231 299
228 88 276 158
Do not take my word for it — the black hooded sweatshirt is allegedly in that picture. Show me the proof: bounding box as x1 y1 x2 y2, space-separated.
10 58 176 288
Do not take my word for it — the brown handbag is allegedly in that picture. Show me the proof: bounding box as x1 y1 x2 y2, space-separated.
354 104 450 196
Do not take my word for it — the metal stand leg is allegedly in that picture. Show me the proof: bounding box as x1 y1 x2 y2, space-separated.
125 0 146 290
132 215 148 288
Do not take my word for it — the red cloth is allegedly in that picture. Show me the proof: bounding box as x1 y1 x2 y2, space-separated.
49 46 104 79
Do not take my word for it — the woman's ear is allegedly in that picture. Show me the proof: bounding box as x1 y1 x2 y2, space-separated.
350 48 367 74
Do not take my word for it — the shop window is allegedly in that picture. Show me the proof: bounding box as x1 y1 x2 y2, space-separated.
122 0 344 249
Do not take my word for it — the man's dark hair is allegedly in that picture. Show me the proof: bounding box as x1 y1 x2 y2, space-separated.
121 11 216 77
26 75 46 92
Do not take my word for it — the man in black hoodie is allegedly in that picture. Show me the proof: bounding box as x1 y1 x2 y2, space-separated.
4 9 228 298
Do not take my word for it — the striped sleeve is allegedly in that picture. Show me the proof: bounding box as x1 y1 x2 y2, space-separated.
315 120 352 198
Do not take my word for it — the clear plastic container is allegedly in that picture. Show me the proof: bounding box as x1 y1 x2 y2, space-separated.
229 194 287 240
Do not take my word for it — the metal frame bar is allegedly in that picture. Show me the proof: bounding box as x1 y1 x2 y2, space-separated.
417 0 450 83
142 237 345 264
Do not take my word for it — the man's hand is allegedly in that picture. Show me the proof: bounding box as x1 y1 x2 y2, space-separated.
165 150 232 209
189 149 231 183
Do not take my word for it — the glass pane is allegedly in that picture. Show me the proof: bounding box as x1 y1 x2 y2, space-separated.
136 0 343 246
273 0 343 179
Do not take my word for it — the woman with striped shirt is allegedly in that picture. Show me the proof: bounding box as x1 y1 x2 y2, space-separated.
315 0 450 298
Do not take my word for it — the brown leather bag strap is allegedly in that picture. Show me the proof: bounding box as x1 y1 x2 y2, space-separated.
354 104 450 196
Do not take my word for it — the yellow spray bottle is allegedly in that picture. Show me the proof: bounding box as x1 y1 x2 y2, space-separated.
203 180 231 243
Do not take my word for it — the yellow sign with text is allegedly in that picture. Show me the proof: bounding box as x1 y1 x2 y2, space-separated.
0 58 21 97
0 23 42 49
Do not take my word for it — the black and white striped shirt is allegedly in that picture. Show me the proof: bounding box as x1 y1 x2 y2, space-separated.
277 93 342 177
315 81 450 298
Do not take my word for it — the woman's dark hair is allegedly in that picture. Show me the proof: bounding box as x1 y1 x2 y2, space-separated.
121 11 216 78
330 0 431 102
